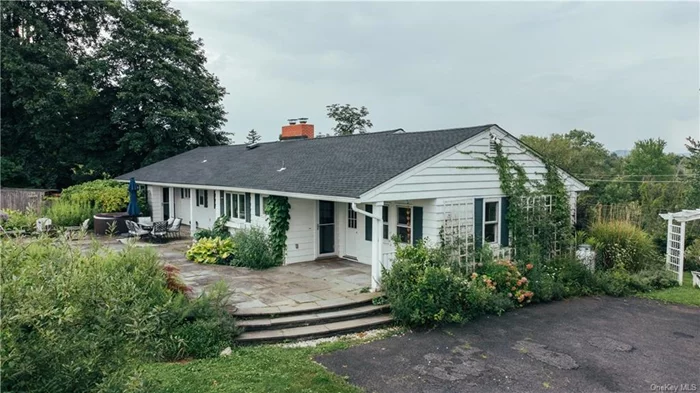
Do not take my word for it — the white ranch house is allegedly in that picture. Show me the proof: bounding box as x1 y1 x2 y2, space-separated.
117 122 588 290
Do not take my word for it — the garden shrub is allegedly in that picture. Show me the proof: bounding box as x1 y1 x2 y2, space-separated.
1 238 238 393
587 220 659 272
383 242 516 326
475 260 533 305
0 208 39 232
61 179 130 212
44 198 98 226
684 238 700 272
186 236 236 265
595 267 678 297
230 227 278 269
383 256 468 326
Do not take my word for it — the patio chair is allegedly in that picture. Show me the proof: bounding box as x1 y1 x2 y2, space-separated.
36 218 52 234
137 216 153 230
151 221 168 242
126 220 150 239
167 218 182 239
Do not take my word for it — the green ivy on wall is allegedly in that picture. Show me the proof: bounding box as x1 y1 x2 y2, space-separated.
264 196 291 264
486 140 572 263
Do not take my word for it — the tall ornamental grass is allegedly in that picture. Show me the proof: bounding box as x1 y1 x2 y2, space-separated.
587 220 660 272
1 237 238 393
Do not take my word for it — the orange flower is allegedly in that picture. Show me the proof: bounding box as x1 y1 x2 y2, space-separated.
526 263 534 270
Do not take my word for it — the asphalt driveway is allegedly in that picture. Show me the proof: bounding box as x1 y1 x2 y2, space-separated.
317 297 700 393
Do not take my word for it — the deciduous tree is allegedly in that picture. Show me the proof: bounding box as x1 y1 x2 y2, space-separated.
326 104 373 136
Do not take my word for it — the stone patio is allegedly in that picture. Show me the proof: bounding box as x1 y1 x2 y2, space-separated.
84 237 372 310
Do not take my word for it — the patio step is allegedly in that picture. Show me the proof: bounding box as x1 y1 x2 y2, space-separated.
237 304 391 332
236 314 394 344
232 292 385 319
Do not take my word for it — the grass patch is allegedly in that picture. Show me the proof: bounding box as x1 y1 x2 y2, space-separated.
639 272 700 307
134 329 404 393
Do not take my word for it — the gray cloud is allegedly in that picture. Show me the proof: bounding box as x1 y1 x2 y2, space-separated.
175 1 699 152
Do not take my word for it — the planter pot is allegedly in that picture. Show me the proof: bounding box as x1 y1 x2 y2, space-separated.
93 212 134 235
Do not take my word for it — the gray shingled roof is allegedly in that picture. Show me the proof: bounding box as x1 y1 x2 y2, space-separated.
116 125 494 198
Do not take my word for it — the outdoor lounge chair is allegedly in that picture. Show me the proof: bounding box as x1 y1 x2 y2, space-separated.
126 220 150 239
137 216 153 230
167 218 182 238
151 221 168 242
36 218 52 234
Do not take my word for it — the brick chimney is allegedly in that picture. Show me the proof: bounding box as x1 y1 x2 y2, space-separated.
280 118 314 140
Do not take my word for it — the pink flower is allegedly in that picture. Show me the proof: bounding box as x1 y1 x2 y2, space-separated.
526 263 534 270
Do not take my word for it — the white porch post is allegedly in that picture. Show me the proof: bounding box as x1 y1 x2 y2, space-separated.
371 202 384 291
189 188 195 237
169 187 175 219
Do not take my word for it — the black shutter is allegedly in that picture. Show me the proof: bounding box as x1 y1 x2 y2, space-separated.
220 191 224 216
500 197 509 247
204 190 208 208
195 190 199 206
474 198 484 248
245 193 251 223
365 204 373 241
255 194 260 216
412 206 423 246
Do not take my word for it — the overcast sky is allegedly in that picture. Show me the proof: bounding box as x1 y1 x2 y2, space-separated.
173 1 699 153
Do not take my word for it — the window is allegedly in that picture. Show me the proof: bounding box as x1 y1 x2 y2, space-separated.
397 206 411 243
262 197 268 214
347 204 357 229
180 188 190 199
196 190 208 207
238 194 246 218
224 192 246 220
382 206 389 240
484 200 499 243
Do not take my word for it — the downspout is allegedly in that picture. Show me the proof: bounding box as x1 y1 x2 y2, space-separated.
352 202 384 291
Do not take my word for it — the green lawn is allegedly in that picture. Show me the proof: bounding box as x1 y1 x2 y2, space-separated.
639 272 700 307
136 331 403 393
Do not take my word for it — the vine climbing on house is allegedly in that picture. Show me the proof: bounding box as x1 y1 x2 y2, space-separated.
264 196 291 264
485 138 573 263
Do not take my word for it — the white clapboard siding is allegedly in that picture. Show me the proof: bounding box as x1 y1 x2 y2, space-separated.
369 129 584 202
285 198 316 264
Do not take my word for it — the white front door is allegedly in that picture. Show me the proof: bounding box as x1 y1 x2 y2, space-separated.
345 203 359 259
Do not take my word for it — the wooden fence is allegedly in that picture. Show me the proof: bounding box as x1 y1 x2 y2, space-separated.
0 188 57 213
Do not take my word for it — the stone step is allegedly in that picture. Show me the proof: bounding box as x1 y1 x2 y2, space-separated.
238 304 391 331
233 292 385 319
236 314 394 344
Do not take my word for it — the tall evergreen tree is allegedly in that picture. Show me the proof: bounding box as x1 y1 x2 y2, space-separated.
246 129 261 144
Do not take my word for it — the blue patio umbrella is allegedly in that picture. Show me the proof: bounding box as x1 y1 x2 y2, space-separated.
126 177 141 216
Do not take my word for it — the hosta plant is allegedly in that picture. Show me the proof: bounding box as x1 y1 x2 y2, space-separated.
186 237 236 265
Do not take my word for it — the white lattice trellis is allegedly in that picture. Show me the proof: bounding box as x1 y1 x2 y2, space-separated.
660 209 700 285
440 198 476 273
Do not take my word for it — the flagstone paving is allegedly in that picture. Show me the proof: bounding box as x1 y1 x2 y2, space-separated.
78 235 371 310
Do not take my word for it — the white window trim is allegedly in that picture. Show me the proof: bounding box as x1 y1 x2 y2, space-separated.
225 192 246 221
483 199 501 245
396 205 412 244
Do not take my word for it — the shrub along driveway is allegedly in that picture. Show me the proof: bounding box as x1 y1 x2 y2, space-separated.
317 297 700 393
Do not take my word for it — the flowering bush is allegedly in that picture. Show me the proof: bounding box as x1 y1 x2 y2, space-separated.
475 260 533 305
